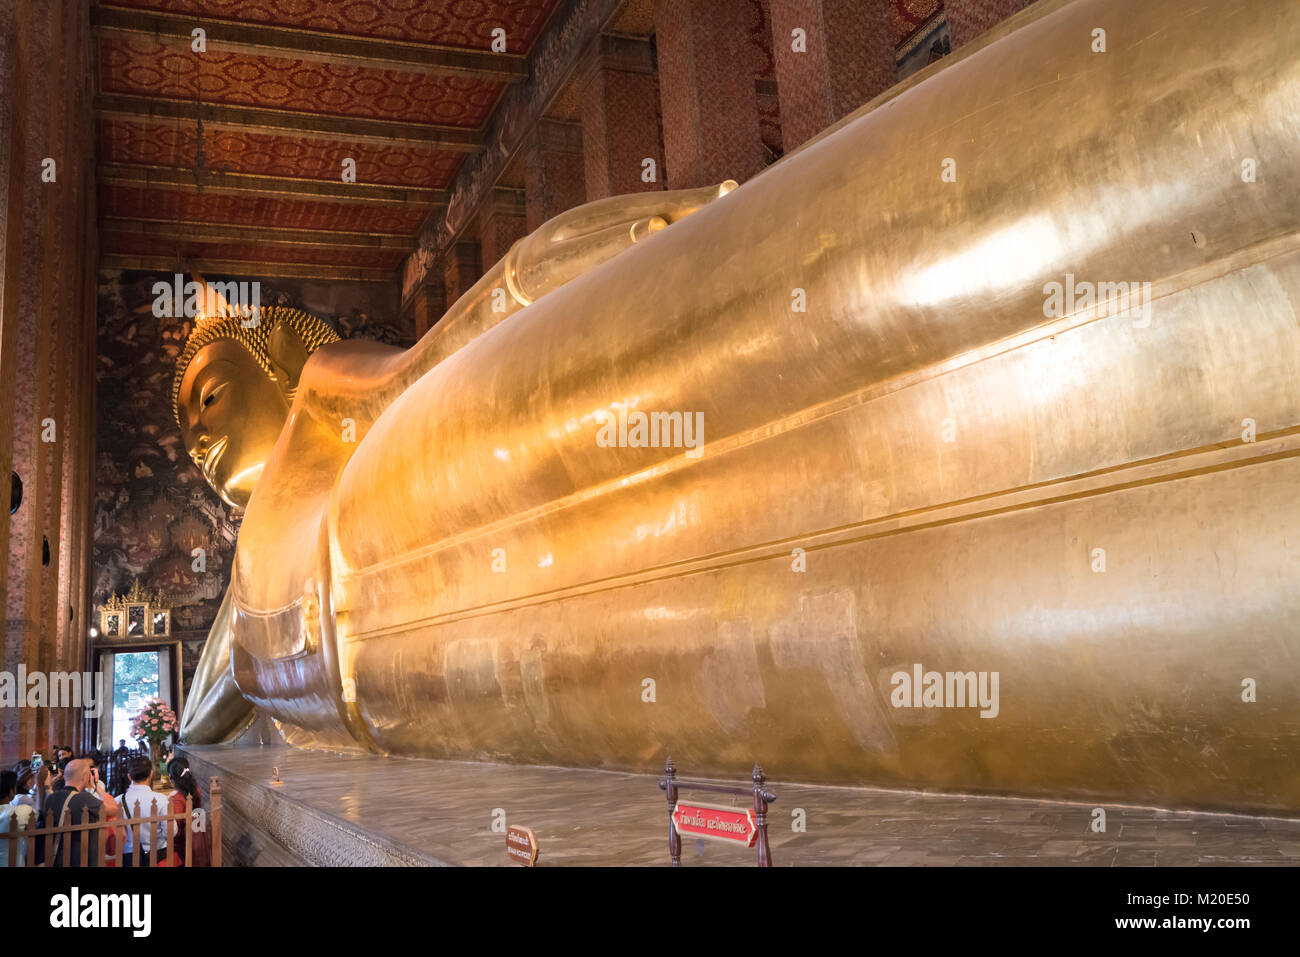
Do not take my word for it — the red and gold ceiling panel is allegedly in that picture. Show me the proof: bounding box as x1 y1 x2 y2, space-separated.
105 0 562 53
892 0 945 50
100 183 428 234
99 35 504 125
101 118 465 188
101 231 407 269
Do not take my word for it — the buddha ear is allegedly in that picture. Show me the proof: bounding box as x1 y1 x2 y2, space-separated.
266 320 310 399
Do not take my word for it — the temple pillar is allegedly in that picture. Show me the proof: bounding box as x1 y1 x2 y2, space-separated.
768 0 896 150
0 0 28 758
477 187 528 270
653 0 766 188
523 119 586 232
3 0 53 759
0 0 96 758
410 279 448 340
579 35 666 200
443 240 483 309
945 0 1037 49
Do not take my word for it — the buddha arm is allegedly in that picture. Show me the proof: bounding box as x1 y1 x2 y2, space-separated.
296 184 734 437
291 258 523 438
178 588 254 744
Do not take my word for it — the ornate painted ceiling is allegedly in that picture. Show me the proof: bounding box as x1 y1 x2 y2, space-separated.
105 0 560 50
100 36 506 124
94 0 560 282
95 0 946 283
100 120 466 188
893 0 946 51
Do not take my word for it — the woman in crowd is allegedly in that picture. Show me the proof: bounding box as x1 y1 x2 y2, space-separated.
86 753 110 794
10 767 36 809
86 755 124 866
162 756 210 866
99 791 125 867
0 770 35 866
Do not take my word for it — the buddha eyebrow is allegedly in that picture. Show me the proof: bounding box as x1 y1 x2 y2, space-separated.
194 368 228 401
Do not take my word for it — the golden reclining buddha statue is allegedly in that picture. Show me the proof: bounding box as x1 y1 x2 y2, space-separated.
179 0 1300 813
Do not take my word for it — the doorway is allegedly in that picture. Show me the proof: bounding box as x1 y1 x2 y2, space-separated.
94 644 177 753
111 650 160 744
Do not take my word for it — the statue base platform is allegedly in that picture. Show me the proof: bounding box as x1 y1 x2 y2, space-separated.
177 743 1300 867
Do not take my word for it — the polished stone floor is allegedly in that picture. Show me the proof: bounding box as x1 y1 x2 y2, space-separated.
183 743 1300 866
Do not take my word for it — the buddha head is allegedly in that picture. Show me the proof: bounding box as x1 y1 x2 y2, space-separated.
173 305 339 509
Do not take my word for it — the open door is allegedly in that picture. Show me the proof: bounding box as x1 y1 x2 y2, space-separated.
94 644 178 753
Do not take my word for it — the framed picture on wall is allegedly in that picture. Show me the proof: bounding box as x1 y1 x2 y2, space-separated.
96 580 172 645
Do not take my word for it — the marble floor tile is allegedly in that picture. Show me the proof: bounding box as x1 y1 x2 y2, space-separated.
180 744 1300 867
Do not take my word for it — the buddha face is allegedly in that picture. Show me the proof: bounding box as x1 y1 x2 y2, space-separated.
178 338 289 509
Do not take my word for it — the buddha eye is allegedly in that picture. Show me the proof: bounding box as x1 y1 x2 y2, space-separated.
199 379 228 410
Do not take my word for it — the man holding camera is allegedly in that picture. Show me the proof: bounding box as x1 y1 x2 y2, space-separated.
37 758 107 865
120 756 167 866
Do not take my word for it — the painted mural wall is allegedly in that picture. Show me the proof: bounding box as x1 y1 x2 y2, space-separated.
94 270 407 694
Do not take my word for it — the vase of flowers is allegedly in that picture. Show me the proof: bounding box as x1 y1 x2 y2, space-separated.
130 697 178 783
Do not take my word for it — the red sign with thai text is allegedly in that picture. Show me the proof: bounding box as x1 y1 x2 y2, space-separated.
506 825 539 866
671 802 758 847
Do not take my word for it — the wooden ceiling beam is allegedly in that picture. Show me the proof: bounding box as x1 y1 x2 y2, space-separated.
101 217 416 250
98 163 447 206
96 93 483 151
91 4 529 81
99 253 398 284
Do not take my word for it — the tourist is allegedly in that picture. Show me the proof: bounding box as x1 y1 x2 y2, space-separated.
99 786 125 868
36 763 62 811
53 747 74 773
162 756 210 867
30 764 45 800
0 770 35 866
36 758 104 865
109 740 133 795
120 756 167 866
10 767 37 809
84 753 123 865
